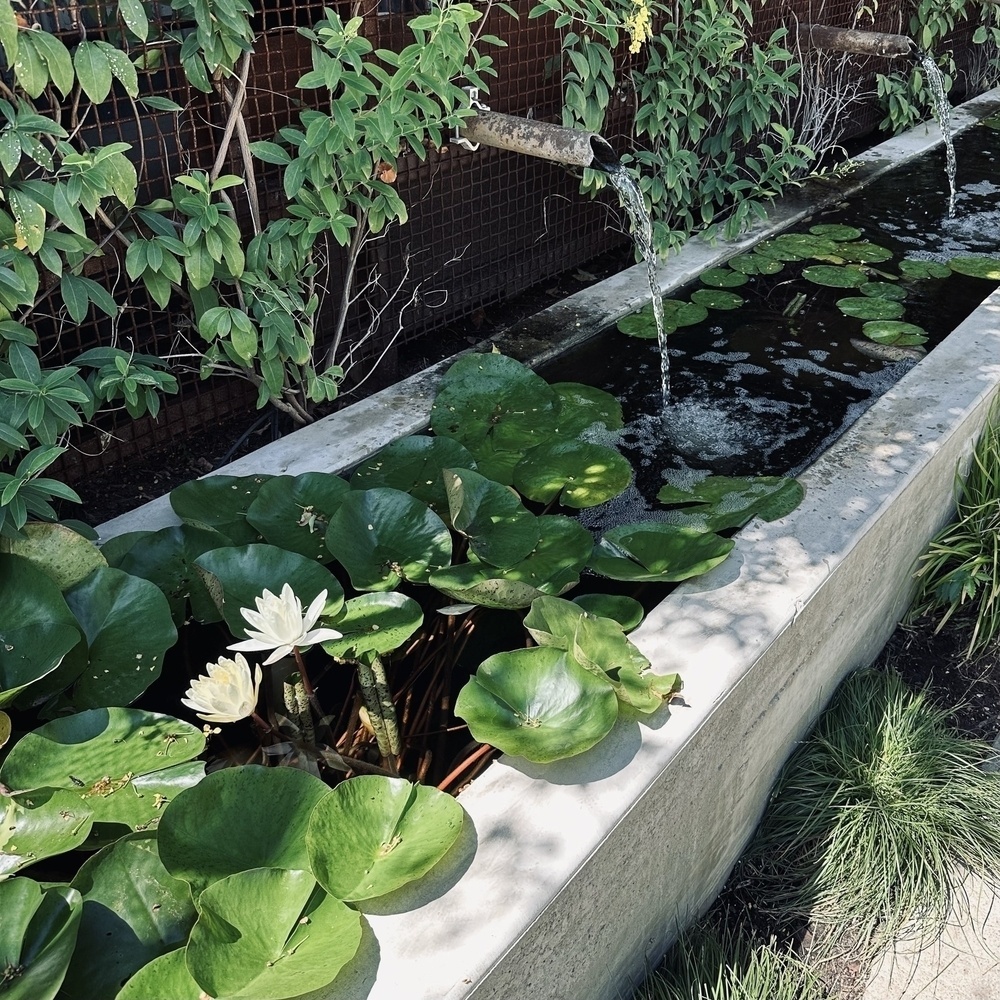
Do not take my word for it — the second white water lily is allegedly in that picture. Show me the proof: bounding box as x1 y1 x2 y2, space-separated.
182 653 263 724
229 583 342 665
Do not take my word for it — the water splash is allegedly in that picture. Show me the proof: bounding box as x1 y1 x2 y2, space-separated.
919 52 957 216
604 163 668 407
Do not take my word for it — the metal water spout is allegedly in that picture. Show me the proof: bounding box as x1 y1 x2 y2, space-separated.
453 90 617 170
797 23 916 58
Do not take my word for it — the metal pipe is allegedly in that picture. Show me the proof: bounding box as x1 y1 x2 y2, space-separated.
797 23 915 58
457 110 618 170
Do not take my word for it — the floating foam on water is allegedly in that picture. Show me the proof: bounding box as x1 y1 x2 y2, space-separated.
692 351 751 364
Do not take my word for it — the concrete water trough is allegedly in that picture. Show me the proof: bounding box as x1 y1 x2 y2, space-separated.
99 89 1000 1000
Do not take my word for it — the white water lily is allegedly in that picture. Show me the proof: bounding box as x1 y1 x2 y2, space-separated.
229 583 342 665
182 653 262 724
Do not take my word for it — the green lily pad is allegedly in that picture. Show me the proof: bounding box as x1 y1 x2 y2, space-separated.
946 255 1000 280
246 472 351 561
700 267 748 288
115 523 227 625
349 435 477 515
836 296 905 320
430 353 560 454
0 788 94 878
728 253 784 275
656 476 804 531
801 265 868 288
809 224 863 241
0 522 106 590
460 437 523 486
0 554 82 708
64 567 177 709
62 833 196 1000
443 468 538 568
116 950 205 1000
157 765 330 900
513 440 632 509
455 646 618 762
551 382 624 435
169 475 272 546
185 868 362 999
195 543 344 635
760 234 839 260
690 288 744 310
326 488 452 590
307 776 464 903
589 522 734 582
571 593 644 630
898 258 951 279
859 281 907 301
861 320 929 346
832 241 893 263
429 515 592 609
617 300 707 338
0 879 82 1000
323 592 423 660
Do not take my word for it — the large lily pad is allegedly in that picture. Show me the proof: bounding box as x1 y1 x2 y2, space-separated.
0 788 94 877
898 258 950 279
513 440 632 509
194 543 344 635
185 868 362 999
349 436 476 514
836 296 905 320
617 299 707 338
307 776 464 903
64 567 177 709
700 266 748 288
116 951 204 1000
571 593 644 630
0 879 82 1000
0 554 81 707
589 522 734 582
429 515 592 609
760 233 839 260
0 522 106 590
62 833 196 1000
833 241 893 263
690 288 744 310
801 265 868 288
859 281 907 301
326 488 452 591
157 765 330 899
455 646 618 762
169 475 272 545
727 253 783 275
322 592 423 660
429 353 560 454
443 468 538 568
861 320 929 346
809 224 863 241
246 472 351 561
656 476 804 531
551 382 624 435
946 255 1000 280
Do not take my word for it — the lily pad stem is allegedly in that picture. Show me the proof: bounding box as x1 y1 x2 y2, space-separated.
437 741 494 793
355 654 401 765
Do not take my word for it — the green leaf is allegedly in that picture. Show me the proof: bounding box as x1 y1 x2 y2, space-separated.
833 241 893 264
551 382 623 435
727 253 784 275
169 474 272 545
323 592 423 660
689 288 744 310
655 475 804 531
946 255 1000 280
898 258 950 279
73 41 113 103
116 950 206 1000
455 646 618 762
836 296 904 320
64 566 177 708
185 869 362 999
307 776 464 902
13 33 47 98
28 31 74 97
861 320 929 346
0 0 18 67
118 0 149 41
808 223 863 241
0 879 82 1000
326 488 452 591
617 299 707 338
158 765 330 899
859 281 907 301
589 522 734 582
62 833 195 1000
0 788 94 878
801 265 869 288
700 266 748 288
99 41 139 98
571 593 644 630
8 188 45 253
60 273 89 323
513 440 632 508
0 521 106 590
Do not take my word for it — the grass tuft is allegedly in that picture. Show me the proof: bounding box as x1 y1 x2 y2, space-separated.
734 668 1000 959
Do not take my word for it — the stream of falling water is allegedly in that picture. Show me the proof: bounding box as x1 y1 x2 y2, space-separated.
604 163 668 407
919 52 957 216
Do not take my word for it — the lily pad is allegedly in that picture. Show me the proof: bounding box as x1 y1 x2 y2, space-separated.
455 646 618 762
116 951 205 1000
64 567 177 709
349 436 476 515
551 382 624 435
761 234 839 260
169 475 272 545
801 265 868 288
0 554 81 707
62 833 196 1000
589 522 734 582
185 868 362 1000
323 592 423 660
513 440 632 509
443 468 538 568
809 224 863 241
157 765 330 899
656 476 804 531
859 281 907 301
246 472 351 561
195 543 344 635
571 593 644 630
832 241 894 263
0 879 82 1000
690 288 744 310
946 255 1000 280
836 296 905 320
699 267 748 288
307 776 464 903
861 320 929 346
0 522 106 590
0 788 94 877
898 258 951 279
728 253 784 275
617 300 707 338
